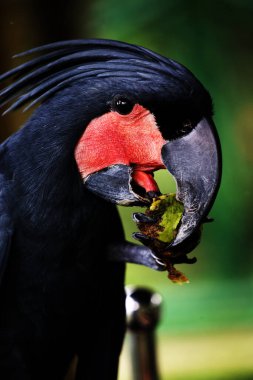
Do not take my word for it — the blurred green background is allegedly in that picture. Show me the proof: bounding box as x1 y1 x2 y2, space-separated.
0 0 253 379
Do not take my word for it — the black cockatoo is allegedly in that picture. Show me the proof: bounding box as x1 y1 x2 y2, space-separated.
0 39 221 380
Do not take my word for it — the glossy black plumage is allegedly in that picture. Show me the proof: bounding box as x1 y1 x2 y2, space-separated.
0 121 126 379
0 39 217 379
0 39 212 124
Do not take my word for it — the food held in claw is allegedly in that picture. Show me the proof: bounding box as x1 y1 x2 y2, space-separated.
135 193 192 284
145 194 184 243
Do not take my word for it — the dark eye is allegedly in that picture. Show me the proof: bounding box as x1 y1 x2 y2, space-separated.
111 95 134 115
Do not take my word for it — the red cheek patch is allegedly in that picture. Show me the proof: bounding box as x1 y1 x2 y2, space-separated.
75 104 166 179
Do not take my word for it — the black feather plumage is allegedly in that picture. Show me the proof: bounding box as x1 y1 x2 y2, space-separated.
0 39 216 380
0 39 188 114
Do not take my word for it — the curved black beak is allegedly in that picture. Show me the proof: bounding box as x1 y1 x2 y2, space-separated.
162 118 222 248
84 164 149 206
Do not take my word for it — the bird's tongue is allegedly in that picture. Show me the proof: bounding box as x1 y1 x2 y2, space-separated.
131 170 160 195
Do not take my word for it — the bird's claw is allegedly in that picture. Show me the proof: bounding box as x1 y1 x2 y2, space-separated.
132 232 154 246
107 241 166 271
132 232 167 267
132 212 158 224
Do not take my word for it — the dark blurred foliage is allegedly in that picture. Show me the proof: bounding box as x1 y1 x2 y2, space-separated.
0 0 252 281
0 0 90 138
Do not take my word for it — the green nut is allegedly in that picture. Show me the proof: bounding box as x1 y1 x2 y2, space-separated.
147 193 184 244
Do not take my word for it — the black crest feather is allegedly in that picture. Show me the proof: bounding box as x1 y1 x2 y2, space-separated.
0 39 185 115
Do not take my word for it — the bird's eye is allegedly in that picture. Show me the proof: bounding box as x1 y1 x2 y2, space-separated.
111 95 134 115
